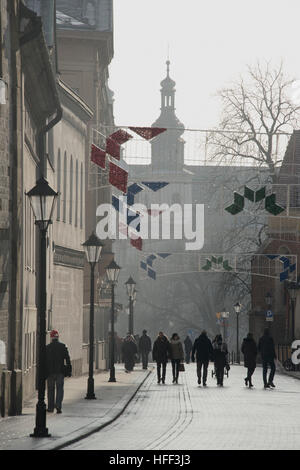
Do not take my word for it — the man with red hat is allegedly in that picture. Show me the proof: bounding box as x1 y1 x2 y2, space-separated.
46 330 72 414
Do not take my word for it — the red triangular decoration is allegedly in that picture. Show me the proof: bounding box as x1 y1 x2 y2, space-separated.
91 144 106 169
109 129 133 145
109 161 128 193
129 127 167 140
130 237 143 251
106 138 120 160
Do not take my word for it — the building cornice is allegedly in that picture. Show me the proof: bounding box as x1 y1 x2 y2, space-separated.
53 244 85 270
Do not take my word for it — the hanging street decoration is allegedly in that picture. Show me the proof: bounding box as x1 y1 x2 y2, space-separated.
225 186 285 216
128 127 167 140
141 181 169 192
140 252 172 280
91 144 106 169
201 256 233 272
106 129 133 161
265 255 296 282
109 161 128 193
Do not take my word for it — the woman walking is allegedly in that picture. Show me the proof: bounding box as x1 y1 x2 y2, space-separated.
212 334 228 387
122 334 138 373
169 333 184 384
241 333 257 388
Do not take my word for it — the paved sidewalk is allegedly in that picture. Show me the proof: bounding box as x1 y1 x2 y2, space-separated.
0 364 151 450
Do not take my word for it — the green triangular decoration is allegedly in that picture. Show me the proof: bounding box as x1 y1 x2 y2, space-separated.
223 260 233 271
244 186 255 202
233 192 245 209
255 186 266 203
225 203 243 215
202 260 212 271
265 194 285 215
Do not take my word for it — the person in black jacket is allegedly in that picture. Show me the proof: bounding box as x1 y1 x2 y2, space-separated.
152 332 170 384
258 328 276 388
46 330 72 414
241 333 257 388
122 334 138 372
212 334 228 387
184 335 193 364
192 330 213 386
139 330 152 370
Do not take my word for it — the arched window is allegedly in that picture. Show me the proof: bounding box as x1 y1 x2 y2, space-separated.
80 162 83 229
63 152 67 222
56 150 61 221
69 156 73 224
75 159 78 227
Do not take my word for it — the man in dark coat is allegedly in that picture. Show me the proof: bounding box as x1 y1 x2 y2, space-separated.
139 330 152 370
258 328 276 388
46 330 72 414
152 332 170 384
122 334 138 372
241 333 257 387
184 335 193 364
192 330 213 386
212 334 228 387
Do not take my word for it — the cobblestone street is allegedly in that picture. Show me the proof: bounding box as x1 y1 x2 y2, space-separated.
66 364 300 450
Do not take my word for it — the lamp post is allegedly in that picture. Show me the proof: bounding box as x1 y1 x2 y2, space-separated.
125 277 136 336
288 283 297 341
234 302 241 364
26 177 58 438
82 233 104 399
106 260 121 382
220 311 229 341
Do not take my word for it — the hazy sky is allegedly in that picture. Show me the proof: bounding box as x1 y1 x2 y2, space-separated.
109 0 300 130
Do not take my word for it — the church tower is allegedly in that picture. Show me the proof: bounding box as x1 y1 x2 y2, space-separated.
151 61 185 174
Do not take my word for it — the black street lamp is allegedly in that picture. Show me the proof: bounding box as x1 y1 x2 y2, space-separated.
27 177 58 438
288 282 298 341
234 302 241 364
82 233 104 399
106 260 121 382
125 277 136 335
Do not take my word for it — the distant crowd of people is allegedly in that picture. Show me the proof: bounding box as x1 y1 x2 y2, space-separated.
44 326 277 414
117 328 277 389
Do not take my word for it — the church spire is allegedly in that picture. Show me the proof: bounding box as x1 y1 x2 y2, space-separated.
152 60 184 130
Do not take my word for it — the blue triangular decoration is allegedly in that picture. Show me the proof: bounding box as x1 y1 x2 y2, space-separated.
289 263 296 273
141 182 169 192
279 256 290 270
140 261 147 271
280 270 289 282
157 253 171 259
127 183 144 195
112 195 121 212
147 268 156 280
266 255 278 260
126 192 135 206
146 254 157 267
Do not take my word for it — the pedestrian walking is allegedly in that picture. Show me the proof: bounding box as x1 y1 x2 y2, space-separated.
258 328 277 388
241 333 257 388
192 330 213 386
46 330 72 414
134 334 141 363
152 331 170 384
169 333 184 384
139 330 152 369
184 335 193 364
122 334 138 372
115 333 122 363
212 334 228 387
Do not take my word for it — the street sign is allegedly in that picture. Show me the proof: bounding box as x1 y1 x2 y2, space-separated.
266 310 274 322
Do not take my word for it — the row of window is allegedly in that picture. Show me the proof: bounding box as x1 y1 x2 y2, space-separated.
56 150 84 228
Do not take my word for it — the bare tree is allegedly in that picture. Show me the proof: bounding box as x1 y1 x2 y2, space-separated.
209 61 300 181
